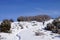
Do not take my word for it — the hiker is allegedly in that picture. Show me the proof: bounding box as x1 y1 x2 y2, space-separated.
43 21 45 25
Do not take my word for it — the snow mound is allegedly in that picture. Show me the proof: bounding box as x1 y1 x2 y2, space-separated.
0 19 60 40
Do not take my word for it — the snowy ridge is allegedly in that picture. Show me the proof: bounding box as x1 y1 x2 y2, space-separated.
0 19 60 40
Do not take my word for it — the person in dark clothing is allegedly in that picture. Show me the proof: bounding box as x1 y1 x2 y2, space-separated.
43 21 45 25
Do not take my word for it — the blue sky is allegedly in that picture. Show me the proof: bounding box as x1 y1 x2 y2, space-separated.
0 0 60 21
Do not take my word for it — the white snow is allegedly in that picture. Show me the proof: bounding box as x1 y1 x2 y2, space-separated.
0 19 60 40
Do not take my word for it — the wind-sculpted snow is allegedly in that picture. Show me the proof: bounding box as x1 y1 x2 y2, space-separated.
0 19 60 40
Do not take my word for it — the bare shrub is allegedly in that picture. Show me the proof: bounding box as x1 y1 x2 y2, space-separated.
17 15 51 22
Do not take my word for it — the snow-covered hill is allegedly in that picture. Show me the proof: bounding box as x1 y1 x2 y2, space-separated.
0 19 60 40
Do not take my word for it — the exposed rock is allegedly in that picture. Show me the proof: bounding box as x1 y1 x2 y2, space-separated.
35 32 45 36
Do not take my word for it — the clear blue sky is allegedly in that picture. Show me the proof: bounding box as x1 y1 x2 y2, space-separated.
0 0 60 21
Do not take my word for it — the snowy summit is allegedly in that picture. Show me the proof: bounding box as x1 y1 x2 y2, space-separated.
0 19 60 40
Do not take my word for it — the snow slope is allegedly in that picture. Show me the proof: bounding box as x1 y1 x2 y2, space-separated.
0 19 60 40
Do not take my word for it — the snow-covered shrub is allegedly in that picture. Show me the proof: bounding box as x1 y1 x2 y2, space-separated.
44 23 53 31
0 19 11 33
45 17 60 34
44 23 58 33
